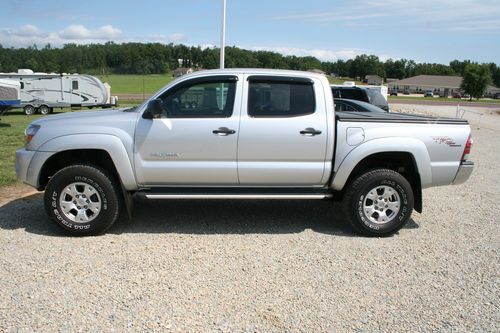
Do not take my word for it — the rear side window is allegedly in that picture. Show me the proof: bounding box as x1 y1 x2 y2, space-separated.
331 88 368 102
72 80 79 90
248 80 315 117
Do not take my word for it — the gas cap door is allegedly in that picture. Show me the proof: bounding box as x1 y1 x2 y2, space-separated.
346 127 365 146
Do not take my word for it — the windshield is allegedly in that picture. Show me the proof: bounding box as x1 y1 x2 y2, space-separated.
346 99 387 112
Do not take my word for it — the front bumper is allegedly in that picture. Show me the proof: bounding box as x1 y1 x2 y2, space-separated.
16 148 54 189
452 161 474 185
15 148 36 186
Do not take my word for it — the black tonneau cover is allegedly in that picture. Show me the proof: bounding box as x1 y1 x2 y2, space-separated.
336 111 469 125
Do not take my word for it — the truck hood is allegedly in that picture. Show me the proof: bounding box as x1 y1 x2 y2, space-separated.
31 108 136 126
27 108 140 151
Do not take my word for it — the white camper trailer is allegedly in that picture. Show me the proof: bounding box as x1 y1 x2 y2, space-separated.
0 69 117 115
0 79 21 116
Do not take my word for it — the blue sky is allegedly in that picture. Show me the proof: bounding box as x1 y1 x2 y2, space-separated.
1 0 499 64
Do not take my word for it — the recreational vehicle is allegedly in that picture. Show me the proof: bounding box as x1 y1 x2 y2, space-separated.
0 69 117 115
0 79 21 116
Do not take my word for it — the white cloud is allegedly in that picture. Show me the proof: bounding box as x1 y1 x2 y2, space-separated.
276 0 500 32
250 46 366 61
148 33 188 43
59 24 122 40
0 24 186 47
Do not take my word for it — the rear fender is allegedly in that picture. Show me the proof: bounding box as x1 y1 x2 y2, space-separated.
331 137 432 191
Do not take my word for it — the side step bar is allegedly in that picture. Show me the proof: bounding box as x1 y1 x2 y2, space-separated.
137 187 333 200
143 193 331 200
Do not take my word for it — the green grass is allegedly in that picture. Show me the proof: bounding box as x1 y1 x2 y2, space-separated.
388 96 500 104
101 74 366 94
96 74 175 94
0 110 47 186
327 77 364 85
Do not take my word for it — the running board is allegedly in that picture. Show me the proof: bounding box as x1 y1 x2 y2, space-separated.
138 187 333 200
143 193 331 200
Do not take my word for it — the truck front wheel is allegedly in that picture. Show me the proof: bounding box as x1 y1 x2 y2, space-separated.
343 169 414 237
44 164 121 236
24 105 36 115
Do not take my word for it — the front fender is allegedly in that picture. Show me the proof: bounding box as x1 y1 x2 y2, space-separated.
331 137 432 191
36 134 137 190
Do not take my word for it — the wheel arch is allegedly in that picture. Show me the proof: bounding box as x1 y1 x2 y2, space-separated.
36 134 137 191
331 138 430 213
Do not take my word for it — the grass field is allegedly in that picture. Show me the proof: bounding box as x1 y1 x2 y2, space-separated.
98 74 364 95
0 111 46 186
97 74 175 94
388 96 500 104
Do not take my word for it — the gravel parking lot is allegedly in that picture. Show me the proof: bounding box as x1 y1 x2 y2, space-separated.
0 105 499 332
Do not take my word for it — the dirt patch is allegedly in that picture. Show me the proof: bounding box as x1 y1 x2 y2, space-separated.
0 184 38 206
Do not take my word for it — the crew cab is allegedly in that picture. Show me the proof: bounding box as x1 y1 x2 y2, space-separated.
16 69 474 236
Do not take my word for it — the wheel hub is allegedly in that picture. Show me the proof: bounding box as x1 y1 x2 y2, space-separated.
363 185 400 224
59 182 102 223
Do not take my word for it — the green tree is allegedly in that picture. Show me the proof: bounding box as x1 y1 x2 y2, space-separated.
460 63 492 100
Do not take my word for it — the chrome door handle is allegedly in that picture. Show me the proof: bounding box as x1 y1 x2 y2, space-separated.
300 128 322 136
212 127 236 136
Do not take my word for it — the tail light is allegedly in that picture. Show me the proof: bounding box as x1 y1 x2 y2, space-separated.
461 135 473 161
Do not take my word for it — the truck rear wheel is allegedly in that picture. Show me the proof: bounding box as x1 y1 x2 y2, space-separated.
44 164 121 236
343 168 414 237
39 105 50 115
24 105 36 115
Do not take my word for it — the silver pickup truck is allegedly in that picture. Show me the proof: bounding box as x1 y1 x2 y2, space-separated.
15 69 474 236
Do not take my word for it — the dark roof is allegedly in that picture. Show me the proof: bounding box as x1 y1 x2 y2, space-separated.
389 75 463 88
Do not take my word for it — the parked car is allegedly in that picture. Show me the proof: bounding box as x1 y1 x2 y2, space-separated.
331 86 389 111
16 69 474 237
335 98 387 112
389 89 398 96
493 93 500 99
452 92 462 98
403 90 410 95
424 90 434 97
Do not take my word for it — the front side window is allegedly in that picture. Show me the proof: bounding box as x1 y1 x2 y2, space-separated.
72 80 79 90
160 79 236 118
248 81 315 117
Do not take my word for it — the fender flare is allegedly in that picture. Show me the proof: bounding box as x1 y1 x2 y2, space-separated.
331 137 432 191
36 134 137 190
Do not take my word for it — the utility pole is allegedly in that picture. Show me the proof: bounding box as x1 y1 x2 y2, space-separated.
220 0 226 69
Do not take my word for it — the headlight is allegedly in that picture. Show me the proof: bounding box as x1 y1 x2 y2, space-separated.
25 124 40 145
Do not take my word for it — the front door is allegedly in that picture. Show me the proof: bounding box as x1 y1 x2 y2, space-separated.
237 75 328 186
134 75 241 186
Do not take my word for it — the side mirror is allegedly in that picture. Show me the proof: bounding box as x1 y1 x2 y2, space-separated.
142 99 164 119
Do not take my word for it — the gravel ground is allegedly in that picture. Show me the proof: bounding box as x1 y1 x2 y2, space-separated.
0 106 498 332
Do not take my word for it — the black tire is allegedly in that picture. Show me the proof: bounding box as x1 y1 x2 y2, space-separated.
39 105 50 115
343 168 414 237
44 164 121 236
24 105 36 115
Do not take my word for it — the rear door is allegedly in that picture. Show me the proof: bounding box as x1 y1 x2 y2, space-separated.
237 75 328 185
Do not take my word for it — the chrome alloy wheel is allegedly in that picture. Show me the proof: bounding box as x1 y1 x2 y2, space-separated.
59 182 102 223
363 185 400 224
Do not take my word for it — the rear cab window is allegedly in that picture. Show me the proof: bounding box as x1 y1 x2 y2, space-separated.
247 76 315 117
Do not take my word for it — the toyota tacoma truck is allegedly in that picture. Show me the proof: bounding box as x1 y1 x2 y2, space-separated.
15 69 474 236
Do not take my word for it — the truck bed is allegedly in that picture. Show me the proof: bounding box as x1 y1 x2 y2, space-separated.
336 111 469 125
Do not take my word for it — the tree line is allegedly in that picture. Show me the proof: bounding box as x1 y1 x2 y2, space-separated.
0 42 498 87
